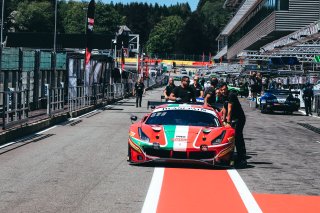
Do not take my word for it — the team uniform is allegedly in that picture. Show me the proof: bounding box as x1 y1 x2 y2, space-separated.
135 82 145 107
172 86 196 103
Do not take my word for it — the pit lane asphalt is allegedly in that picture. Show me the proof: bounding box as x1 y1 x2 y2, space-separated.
0 87 319 213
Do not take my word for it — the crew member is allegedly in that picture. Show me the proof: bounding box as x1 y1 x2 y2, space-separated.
220 83 247 167
163 77 176 101
204 77 218 106
190 76 204 98
169 76 196 103
133 78 145 107
303 83 314 116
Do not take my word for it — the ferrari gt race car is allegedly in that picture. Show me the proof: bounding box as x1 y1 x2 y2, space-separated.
128 104 235 166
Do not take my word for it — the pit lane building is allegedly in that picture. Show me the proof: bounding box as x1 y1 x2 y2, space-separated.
215 0 320 61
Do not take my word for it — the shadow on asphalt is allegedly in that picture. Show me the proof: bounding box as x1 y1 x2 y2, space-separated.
262 111 305 116
0 134 55 155
129 161 256 170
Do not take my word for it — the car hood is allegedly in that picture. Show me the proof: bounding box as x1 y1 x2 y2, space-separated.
138 124 231 151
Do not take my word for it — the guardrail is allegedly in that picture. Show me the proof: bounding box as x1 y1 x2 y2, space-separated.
1 90 29 129
47 87 65 116
68 86 92 113
113 83 124 99
0 75 167 128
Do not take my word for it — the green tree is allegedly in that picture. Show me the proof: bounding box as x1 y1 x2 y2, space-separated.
176 13 209 54
94 2 125 34
14 0 54 32
146 15 184 53
60 1 87 33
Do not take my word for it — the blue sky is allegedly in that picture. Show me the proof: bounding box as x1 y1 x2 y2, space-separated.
100 0 199 11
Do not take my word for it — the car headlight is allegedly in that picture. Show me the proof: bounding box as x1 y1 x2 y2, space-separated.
211 130 226 145
138 127 150 142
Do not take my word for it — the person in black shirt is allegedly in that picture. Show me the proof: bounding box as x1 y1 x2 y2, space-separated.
169 76 196 103
133 78 145 107
204 77 218 107
163 77 176 100
220 83 247 168
303 83 314 116
190 76 204 98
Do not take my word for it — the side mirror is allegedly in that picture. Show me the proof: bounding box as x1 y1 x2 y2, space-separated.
130 116 138 122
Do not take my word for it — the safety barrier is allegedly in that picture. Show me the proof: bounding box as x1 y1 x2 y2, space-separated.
113 83 124 99
68 86 92 112
1 90 29 129
47 86 65 116
0 74 167 128
92 84 104 105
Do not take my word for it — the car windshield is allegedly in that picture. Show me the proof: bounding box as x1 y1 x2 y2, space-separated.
145 110 220 127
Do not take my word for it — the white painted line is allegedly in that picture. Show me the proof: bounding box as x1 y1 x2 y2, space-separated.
141 168 165 213
0 142 16 149
227 170 262 213
0 125 58 149
36 126 57 135
316 141 320 144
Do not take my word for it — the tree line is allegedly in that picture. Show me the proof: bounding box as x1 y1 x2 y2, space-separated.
3 0 231 55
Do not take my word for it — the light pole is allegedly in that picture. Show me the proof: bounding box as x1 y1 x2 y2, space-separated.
52 0 58 87
1 0 5 46
53 0 57 53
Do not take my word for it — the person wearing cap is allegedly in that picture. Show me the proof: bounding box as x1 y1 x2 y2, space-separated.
204 77 218 106
190 76 204 98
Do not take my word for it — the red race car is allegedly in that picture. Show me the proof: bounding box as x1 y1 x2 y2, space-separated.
128 103 235 167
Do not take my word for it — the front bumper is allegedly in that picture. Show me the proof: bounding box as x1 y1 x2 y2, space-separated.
261 103 299 111
128 138 234 166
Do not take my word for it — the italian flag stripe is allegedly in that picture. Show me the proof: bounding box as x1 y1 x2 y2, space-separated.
163 125 176 149
173 126 189 151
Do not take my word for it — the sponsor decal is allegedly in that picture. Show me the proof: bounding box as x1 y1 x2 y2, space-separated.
173 126 189 151
171 138 188 142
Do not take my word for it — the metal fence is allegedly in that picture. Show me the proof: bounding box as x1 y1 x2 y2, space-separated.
1 47 168 128
68 86 92 113
1 90 29 129
47 86 65 116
